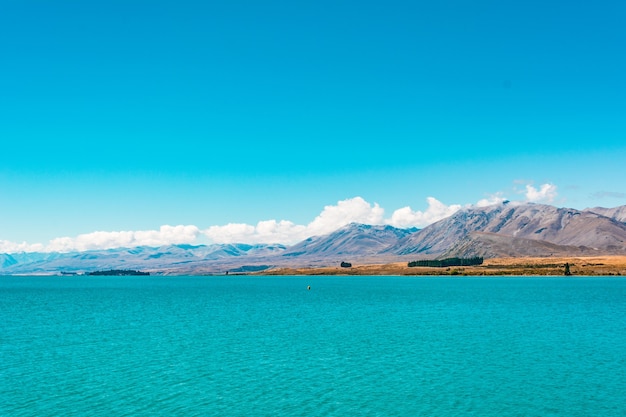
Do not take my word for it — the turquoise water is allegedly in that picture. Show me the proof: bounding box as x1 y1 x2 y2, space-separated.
2 276 625 416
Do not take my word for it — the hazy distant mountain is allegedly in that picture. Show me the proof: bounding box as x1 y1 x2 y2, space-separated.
0 254 18 268
389 202 626 257
0 243 287 275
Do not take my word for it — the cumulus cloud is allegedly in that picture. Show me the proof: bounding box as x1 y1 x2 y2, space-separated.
524 183 558 203
203 197 384 244
0 240 45 254
306 197 385 236
386 197 462 228
205 220 305 244
1 185 562 252
475 193 507 207
46 225 201 253
203 196 476 244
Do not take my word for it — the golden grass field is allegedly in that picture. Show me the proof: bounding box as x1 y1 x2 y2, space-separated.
261 256 626 276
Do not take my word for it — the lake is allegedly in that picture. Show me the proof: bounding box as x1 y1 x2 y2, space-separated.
2 275 625 416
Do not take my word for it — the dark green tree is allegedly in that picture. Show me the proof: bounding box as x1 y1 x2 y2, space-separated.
408 257 483 268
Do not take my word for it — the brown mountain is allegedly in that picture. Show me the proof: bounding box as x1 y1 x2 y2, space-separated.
439 232 602 259
389 202 626 258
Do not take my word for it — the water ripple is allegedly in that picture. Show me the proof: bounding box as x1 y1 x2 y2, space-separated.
2 276 626 416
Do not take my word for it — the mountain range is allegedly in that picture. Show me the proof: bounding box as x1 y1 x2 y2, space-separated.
2 202 626 275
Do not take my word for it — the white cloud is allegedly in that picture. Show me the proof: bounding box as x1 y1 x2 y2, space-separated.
204 220 305 244
46 225 201 253
0 240 45 254
202 196 470 244
203 197 384 244
306 197 385 236
386 197 462 228
1 185 561 253
524 183 558 203
475 193 507 207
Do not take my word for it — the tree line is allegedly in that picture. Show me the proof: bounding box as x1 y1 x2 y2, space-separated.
408 257 484 268
87 269 150 276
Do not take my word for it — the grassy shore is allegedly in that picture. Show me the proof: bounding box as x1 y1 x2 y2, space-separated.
261 256 626 276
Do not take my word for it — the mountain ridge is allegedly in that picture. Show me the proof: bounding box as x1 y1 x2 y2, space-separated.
2 203 626 274
388 202 626 257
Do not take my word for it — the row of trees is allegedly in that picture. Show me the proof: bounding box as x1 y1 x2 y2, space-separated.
87 269 150 276
408 257 484 268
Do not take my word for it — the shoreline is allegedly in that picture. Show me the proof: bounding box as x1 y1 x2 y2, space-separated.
258 256 626 276
4 256 626 277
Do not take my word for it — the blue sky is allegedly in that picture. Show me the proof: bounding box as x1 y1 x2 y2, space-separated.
1 1 625 251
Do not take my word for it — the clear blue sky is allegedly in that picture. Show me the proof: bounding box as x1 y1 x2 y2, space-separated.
1 1 625 248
